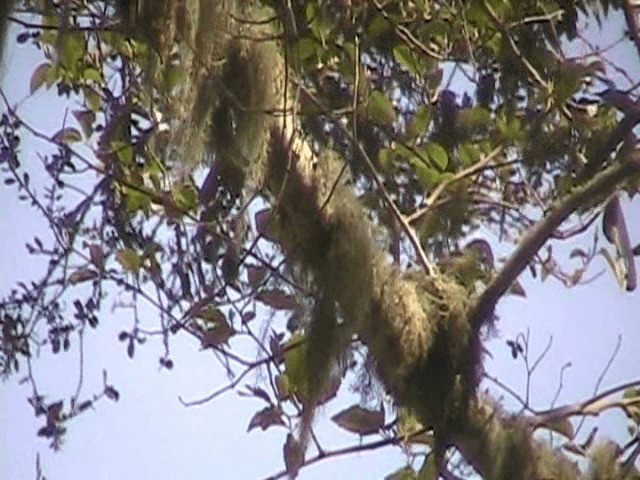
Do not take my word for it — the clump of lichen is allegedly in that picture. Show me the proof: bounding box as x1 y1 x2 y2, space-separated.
365 267 473 430
265 127 479 447
457 398 582 480
206 35 279 193
114 0 280 190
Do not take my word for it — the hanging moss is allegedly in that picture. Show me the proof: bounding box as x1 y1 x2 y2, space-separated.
206 36 279 193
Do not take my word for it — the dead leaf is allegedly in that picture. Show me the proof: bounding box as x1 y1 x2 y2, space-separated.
254 208 278 242
247 405 285 432
258 290 299 311
247 265 267 288
69 269 98 285
200 314 234 347
88 244 104 270
283 433 304 478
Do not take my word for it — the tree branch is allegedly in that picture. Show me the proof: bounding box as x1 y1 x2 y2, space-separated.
469 148 640 330
623 0 640 62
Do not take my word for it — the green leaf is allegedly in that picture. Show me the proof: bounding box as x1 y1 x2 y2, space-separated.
417 455 438 480
115 143 134 166
82 67 102 83
124 187 151 214
52 127 82 144
305 3 318 23
385 466 416 480
116 248 142 272
173 184 198 212
83 87 102 112
497 115 523 143
407 105 431 140
460 143 480 166
425 142 448 170
367 90 396 125
367 14 391 38
378 147 393 171
283 334 307 398
458 106 491 130
58 33 86 72
414 162 440 189
275 374 291 401
393 45 419 77
295 38 318 61
164 64 186 92
194 306 226 325
331 403 385 436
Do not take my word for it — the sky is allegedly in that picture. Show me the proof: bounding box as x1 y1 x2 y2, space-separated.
1 7 639 480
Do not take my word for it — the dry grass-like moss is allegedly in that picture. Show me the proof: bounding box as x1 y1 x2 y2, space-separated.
366 269 473 429
266 126 479 441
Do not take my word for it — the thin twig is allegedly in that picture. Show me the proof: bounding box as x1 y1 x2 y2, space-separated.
407 145 504 224
261 428 428 480
574 335 622 437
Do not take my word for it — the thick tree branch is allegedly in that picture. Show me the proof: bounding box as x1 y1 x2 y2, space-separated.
469 149 640 331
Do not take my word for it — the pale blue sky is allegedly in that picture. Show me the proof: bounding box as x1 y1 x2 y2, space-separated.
1 9 639 480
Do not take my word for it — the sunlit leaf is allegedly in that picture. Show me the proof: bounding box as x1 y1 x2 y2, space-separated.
52 127 82 145
82 67 102 83
275 374 291 401
283 334 307 397
331 403 384 436
116 248 142 272
460 143 480 166
58 33 86 72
